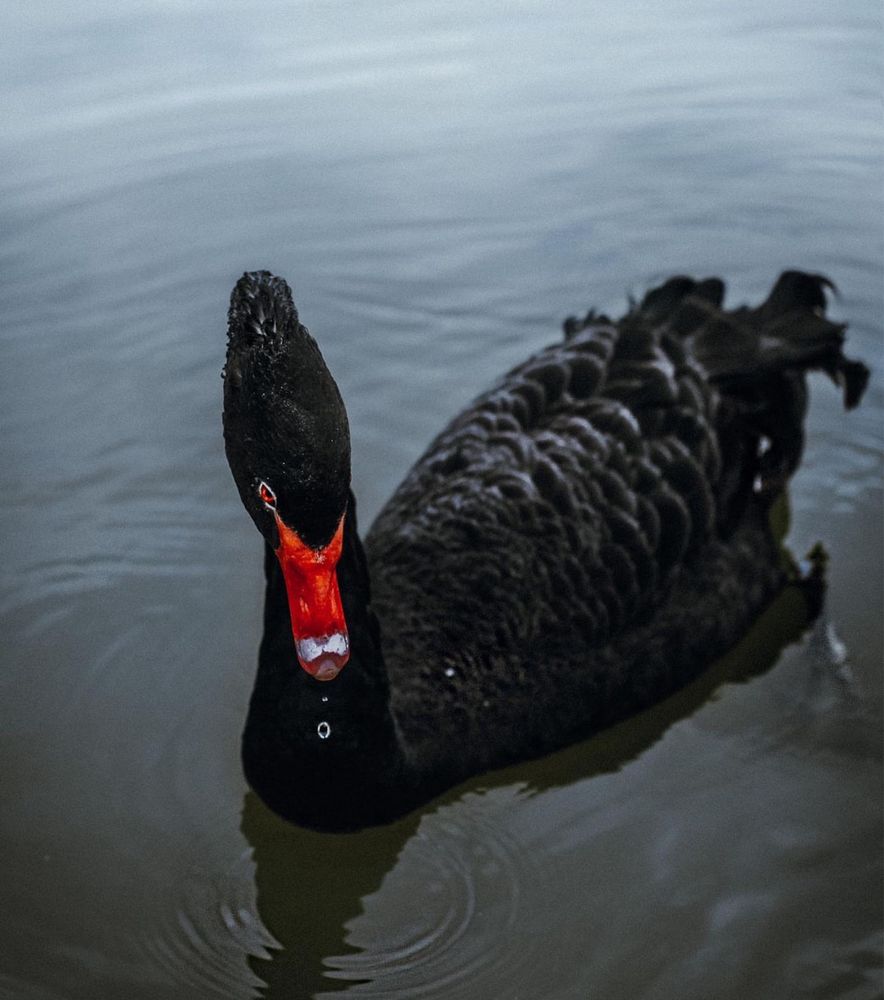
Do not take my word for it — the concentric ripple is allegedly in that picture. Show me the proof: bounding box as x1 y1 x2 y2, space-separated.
319 784 549 999
137 818 273 1000
132 784 548 1000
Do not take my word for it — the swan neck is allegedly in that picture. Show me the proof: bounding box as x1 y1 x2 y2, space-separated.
244 495 414 830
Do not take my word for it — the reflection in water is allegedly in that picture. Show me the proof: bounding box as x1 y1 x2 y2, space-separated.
242 565 826 999
242 798 419 998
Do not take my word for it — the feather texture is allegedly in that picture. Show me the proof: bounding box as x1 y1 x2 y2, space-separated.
365 272 866 779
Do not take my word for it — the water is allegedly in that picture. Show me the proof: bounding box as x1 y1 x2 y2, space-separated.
1 2 881 997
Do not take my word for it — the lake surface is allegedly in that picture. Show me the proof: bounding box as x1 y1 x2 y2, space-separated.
1 2 881 998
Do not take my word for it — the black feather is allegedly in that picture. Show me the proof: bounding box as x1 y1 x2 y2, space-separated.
226 271 868 830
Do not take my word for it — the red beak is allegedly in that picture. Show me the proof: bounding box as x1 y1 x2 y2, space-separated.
273 513 349 681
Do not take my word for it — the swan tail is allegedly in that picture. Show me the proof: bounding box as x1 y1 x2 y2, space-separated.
637 270 868 411
637 270 869 522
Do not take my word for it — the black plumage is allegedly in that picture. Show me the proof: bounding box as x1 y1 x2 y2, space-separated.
223 270 867 831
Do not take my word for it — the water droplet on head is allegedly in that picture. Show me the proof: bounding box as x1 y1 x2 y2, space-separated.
444 667 456 678
317 721 331 740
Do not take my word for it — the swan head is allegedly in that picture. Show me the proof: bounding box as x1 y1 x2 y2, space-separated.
223 271 351 680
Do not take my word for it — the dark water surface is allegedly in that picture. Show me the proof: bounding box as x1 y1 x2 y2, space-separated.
1 2 881 998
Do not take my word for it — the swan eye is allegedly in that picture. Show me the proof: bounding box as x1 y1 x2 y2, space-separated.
258 481 277 511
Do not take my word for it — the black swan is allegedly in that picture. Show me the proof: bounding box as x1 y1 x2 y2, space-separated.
223 270 867 831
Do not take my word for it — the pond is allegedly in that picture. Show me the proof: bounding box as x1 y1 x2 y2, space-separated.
1 1 881 997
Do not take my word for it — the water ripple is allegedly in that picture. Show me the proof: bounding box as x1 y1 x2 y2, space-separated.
321 786 546 998
138 828 271 1000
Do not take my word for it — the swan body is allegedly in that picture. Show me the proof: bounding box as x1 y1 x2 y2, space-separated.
223 270 867 830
